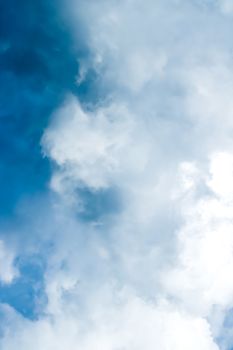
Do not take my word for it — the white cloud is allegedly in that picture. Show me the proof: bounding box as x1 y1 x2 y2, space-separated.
38 0 233 348
42 96 150 197
3 0 233 349
208 152 233 200
163 153 233 318
0 240 18 284
0 296 219 350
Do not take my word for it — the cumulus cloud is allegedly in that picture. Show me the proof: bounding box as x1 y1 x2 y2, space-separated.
0 297 219 350
163 153 233 315
42 96 149 195
2 0 233 349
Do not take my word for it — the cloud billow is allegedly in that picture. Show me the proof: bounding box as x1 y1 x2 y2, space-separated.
2 0 233 349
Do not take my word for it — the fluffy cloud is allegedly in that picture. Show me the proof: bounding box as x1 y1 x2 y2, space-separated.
0 297 219 350
2 0 233 349
163 153 233 316
42 97 149 194
37 0 233 348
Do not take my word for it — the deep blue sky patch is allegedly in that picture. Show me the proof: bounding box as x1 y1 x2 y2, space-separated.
0 0 81 216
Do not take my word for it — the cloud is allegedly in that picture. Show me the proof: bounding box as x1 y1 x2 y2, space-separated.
0 240 18 284
0 297 219 350
32 0 233 348
163 153 233 317
2 0 233 349
42 96 149 194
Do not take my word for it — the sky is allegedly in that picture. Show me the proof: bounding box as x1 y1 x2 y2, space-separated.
1 0 233 349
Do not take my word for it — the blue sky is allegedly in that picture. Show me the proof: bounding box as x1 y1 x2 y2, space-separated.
1 0 233 349
0 0 99 215
0 1 72 214
0 0 81 319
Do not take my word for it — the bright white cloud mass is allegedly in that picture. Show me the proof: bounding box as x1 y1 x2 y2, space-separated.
0 241 18 285
2 0 233 349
